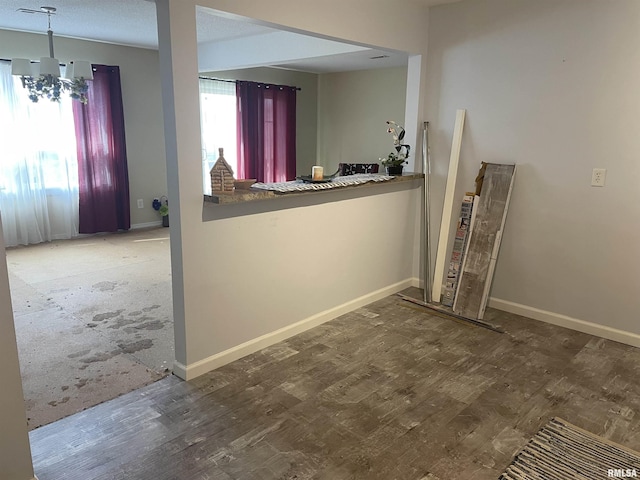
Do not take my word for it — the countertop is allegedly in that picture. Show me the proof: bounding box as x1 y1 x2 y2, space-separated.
204 173 423 205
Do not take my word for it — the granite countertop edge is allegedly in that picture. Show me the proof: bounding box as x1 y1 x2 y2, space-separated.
204 173 424 205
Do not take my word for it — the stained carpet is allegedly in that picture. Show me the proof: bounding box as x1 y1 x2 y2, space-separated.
7 227 174 430
500 417 640 480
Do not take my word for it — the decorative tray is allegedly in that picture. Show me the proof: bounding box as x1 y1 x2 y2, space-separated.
296 168 340 183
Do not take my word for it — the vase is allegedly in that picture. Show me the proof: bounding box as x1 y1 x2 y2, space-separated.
386 165 404 176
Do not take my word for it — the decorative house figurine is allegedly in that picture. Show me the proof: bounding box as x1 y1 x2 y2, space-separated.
209 148 235 193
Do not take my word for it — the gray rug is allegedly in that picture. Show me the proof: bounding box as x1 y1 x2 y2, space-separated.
500 417 640 480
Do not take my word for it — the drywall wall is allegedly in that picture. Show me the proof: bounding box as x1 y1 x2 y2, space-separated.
426 0 640 335
0 215 35 480
203 67 318 177
156 0 428 374
196 0 429 55
317 67 408 174
184 182 422 376
0 30 166 228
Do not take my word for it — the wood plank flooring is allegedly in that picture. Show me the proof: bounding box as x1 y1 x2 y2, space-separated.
29 288 640 479
454 163 515 319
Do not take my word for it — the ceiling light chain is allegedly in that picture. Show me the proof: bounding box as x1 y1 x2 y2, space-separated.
11 6 94 104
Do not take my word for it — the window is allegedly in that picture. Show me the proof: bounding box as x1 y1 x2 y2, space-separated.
236 81 297 183
199 78 237 195
1 62 129 244
200 78 298 192
0 62 80 246
0 67 78 194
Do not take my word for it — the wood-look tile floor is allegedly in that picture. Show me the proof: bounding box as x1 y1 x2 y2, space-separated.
29 288 640 479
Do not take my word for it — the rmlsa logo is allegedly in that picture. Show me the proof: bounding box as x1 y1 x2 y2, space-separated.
608 469 638 478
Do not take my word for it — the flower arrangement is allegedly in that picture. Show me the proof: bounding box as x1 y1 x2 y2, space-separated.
380 120 411 169
68 77 90 104
22 75 89 104
381 151 407 167
152 196 169 226
152 196 169 216
158 203 169 217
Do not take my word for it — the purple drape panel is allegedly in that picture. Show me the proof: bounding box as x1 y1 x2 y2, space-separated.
236 81 296 183
73 65 130 234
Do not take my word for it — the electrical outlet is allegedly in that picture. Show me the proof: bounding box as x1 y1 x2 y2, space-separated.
137 198 144 208
591 168 606 187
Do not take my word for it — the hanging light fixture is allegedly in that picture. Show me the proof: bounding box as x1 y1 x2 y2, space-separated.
11 6 93 104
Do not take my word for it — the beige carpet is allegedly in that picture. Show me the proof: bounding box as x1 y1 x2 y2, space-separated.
7 227 174 430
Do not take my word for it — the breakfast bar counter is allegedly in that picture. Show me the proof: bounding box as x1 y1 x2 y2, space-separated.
204 172 423 205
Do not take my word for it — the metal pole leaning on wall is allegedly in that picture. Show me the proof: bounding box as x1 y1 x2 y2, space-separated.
422 122 432 304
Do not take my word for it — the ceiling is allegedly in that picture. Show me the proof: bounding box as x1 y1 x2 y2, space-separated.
0 0 459 73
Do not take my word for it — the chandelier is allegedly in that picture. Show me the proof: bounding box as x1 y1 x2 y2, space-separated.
11 6 93 104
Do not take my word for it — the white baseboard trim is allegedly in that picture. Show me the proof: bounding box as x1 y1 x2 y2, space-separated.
173 278 416 380
488 297 640 348
131 220 163 230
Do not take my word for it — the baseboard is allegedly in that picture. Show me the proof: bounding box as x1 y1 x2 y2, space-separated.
488 297 640 348
131 220 163 230
173 278 416 380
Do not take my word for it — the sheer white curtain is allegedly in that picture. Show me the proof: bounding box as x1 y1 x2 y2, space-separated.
199 78 237 195
0 62 79 247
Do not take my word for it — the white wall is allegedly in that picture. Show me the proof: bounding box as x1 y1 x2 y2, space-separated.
0 30 167 228
317 67 408 174
204 67 318 176
197 0 429 55
0 215 35 480
156 0 429 375
198 30 369 72
182 182 422 377
426 0 640 338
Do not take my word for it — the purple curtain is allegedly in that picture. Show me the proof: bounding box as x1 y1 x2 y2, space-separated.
73 64 130 234
236 81 296 183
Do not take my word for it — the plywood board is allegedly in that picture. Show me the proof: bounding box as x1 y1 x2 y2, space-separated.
478 166 516 318
453 163 515 319
432 109 466 303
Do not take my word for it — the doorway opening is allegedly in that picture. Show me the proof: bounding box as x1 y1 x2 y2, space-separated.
7 227 173 429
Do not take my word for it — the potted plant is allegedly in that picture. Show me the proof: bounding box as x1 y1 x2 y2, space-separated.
381 120 411 175
381 152 408 175
152 196 169 227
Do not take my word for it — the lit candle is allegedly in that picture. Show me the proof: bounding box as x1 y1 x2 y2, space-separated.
312 166 324 180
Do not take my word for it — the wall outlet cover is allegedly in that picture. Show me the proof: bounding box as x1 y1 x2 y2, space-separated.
591 168 606 187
